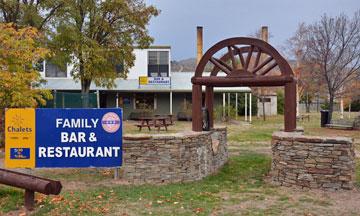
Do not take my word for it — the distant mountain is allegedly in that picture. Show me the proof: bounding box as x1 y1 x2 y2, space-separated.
171 58 214 72
171 58 196 72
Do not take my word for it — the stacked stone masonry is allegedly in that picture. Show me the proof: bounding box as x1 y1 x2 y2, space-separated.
354 115 360 129
271 131 355 191
121 127 228 184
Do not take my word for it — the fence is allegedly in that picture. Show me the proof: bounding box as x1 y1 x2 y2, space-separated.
43 92 98 108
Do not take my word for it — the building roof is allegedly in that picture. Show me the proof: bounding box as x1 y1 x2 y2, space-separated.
134 45 171 49
41 72 251 93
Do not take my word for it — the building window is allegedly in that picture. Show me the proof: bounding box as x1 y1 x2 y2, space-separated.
148 51 169 77
34 60 44 72
115 64 124 74
45 61 67 77
135 93 155 110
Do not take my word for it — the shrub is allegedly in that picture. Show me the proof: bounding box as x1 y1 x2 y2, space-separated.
277 91 284 115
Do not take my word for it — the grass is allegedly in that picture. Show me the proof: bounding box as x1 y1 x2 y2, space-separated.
32 154 273 216
0 111 360 215
0 186 23 212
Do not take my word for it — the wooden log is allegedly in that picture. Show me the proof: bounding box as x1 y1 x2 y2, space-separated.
192 76 294 87
0 168 62 195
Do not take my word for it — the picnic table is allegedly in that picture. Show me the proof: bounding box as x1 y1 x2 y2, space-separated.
135 115 174 131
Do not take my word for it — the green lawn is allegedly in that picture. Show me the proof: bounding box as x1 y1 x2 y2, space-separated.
1 112 360 215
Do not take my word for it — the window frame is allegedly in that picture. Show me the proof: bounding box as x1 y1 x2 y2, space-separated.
44 60 68 78
147 50 170 77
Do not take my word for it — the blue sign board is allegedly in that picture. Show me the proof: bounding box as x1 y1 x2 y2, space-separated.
35 108 122 168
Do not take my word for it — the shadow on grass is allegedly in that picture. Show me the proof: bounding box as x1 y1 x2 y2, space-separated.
33 153 271 216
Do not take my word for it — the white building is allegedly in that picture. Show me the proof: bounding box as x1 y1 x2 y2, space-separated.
39 46 253 120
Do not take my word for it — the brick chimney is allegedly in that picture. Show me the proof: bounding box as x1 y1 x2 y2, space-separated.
196 26 203 65
261 26 268 42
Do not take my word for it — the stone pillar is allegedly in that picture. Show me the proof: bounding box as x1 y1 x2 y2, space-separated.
271 132 355 191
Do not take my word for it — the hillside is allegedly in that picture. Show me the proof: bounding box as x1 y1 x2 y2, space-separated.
171 58 214 72
171 58 196 72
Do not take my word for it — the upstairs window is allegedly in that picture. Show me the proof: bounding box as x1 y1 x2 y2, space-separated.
45 61 67 78
34 60 44 72
115 64 124 74
148 51 169 77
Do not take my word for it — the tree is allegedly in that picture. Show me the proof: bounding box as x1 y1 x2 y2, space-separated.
290 11 360 122
0 23 52 146
342 78 360 114
0 0 64 30
50 0 158 104
0 23 51 107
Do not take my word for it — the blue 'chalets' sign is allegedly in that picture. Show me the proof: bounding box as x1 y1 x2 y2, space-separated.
35 108 122 168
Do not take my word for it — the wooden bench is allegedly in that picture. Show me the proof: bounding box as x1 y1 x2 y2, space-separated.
155 114 174 126
325 124 353 130
135 123 154 131
153 116 173 131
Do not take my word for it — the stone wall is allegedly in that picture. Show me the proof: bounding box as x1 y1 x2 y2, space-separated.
121 127 228 184
271 131 355 191
353 115 360 130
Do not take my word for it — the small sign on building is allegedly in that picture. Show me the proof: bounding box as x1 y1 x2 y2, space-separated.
5 108 122 168
139 76 171 86
139 76 149 85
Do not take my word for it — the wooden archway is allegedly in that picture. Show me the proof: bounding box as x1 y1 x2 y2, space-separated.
191 37 297 132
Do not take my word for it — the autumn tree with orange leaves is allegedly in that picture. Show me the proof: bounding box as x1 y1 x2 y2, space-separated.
0 23 52 146
0 23 52 108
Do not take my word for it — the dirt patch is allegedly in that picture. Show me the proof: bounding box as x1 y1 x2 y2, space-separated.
215 187 360 216
228 141 272 156
63 179 131 191
3 208 31 216
279 187 360 216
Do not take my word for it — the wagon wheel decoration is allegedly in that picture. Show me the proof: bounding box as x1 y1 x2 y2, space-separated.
193 37 294 80
191 37 297 132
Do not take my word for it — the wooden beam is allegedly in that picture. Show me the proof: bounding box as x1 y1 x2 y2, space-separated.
284 81 297 132
205 87 214 128
192 76 294 87
192 84 202 131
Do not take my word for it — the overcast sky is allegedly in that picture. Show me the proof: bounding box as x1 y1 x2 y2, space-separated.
145 0 360 60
